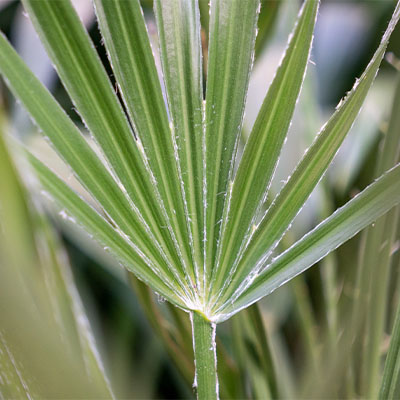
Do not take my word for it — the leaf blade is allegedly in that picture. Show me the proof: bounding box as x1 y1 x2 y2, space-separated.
216 162 400 322
216 1 400 306
21 0 194 298
0 126 112 399
27 152 190 309
0 32 192 300
93 0 195 289
204 0 260 278
212 0 319 302
357 73 400 397
379 293 400 399
154 0 205 293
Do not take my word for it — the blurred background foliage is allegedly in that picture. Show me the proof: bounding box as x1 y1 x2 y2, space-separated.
0 0 400 398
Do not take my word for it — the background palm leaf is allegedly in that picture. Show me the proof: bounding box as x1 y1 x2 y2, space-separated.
0 116 113 399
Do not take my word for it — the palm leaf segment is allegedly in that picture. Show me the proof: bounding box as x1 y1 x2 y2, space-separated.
1 0 400 323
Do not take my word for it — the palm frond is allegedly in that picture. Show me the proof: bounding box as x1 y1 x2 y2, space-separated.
1 0 400 398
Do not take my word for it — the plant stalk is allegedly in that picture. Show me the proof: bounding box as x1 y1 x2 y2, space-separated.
191 311 219 400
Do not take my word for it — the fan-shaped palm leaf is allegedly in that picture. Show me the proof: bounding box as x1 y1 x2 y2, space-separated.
1 0 400 398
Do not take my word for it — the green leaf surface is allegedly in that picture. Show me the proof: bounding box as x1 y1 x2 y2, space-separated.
211 0 319 303
204 0 260 279
0 32 192 301
0 121 39 276
36 215 114 395
216 162 400 322
0 332 37 399
0 128 43 398
93 0 194 289
21 0 138 196
359 74 400 397
27 152 189 309
0 126 112 399
21 0 195 298
379 293 400 399
215 1 400 307
154 0 205 293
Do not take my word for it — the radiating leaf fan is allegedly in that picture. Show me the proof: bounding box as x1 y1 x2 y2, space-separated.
1 0 400 398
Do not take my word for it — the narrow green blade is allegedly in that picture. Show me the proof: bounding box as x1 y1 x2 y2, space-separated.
212 0 319 301
215 162 400 322
27 152 189 308
358 74 400 397
216 1 400 306
21 0 193 296
204 0 260 278
21 0 138 198
154 0 205 294
0 33 191 299
379 293 400 399
93 0 194 289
